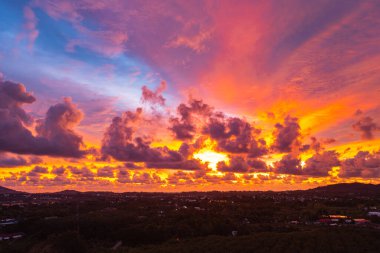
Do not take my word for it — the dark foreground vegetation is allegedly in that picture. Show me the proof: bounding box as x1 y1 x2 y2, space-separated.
1 183 380 253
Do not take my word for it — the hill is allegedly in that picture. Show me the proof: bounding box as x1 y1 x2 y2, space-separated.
0 185 23 194
310 183 380 194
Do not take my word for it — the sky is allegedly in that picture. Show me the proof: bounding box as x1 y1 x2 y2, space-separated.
0 0 380 192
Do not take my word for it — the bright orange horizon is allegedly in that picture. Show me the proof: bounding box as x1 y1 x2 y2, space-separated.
1 0 380 192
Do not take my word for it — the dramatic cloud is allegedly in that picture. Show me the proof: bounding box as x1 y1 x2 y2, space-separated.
352 116 379 140
2 0 380 191
36 97 85 157
217 156 268 173
340 151 380 178
217 156 249 173
274 151 340 177
302 151 340 177
247 159 268 172
102 108 183 163
169 99 213 140
271 116 301 153
203 115 267 157
0 80 85 157
273 154 302 175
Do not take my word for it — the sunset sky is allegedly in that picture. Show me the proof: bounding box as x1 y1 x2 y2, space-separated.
1 0 380 192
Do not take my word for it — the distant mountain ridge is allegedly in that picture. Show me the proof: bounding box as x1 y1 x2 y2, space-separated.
52 189 82 195
0 186 23 194
309 183 380 194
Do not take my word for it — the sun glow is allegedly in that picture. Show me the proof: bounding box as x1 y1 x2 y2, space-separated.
192 139 229 171
193 150 229 171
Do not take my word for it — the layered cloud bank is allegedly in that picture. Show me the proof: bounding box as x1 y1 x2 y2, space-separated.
0 77 379 192
0 0 379 191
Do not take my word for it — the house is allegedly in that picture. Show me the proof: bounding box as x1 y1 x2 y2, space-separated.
0 218 18 226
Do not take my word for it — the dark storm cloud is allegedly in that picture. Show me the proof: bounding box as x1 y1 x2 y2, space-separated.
352 116 379 140
169 99 213 140
340 151 380 178
102 108 184 163
203 115 267 157
0 80 86 157
271 116 301 153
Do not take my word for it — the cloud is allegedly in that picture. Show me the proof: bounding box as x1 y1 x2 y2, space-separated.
166 29 212 53
36 97 85 157
97 166 114 178
271 116 301 153
102 108 183 163
0 153 42 168
125 162 142 169
217 156 249 173
117 169 131 183
300 137 336 153
116 169 163 184
51 166 66 175
247 159 268 172
274 151 340 177
25 167 48 184
352 116 379 140
69 166 95 180
203 115 267 157
131 172 163 184
167 171 195 185
18 6 39 49
273 154 302 175
340 151 380 178
146 159 207 171
141 81 166 106
302 151 340 177
169 99 213 140
0 80 86 157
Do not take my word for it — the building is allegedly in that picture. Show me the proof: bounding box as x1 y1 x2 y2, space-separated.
368 211 380 217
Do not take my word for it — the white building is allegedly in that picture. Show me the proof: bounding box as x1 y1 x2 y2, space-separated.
368 211 380 217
